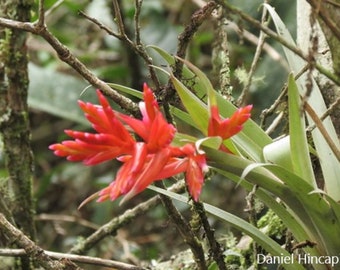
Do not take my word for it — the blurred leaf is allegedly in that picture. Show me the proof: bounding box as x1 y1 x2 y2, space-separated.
141 16 178 55
86 0 114 27
28 63 96 125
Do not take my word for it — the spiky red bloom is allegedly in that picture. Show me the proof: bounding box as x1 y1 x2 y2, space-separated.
208 105 252 139
50 83 207 203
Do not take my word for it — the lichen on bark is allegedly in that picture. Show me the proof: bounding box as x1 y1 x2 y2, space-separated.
0 0 36 269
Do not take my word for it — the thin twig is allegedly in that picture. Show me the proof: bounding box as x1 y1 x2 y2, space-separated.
264 111 284 135
78 11 123 40
69 195 160 254
80 2 160 91
174 1 217 79
260 64 309 128
0 16 139 115
37 0 45 27
237 1 269 106
192 0 288 70
319 96 340 122
324 0 340 8
226 20 288 70
35 214 99 230
163 1 217 117
307 0 340 42
0 248 144 270
304 101 340 162
44 0 65 18
112 0 129 38
214 0 340 86
69 181 186 255
244 185 259 269
134 0 143 45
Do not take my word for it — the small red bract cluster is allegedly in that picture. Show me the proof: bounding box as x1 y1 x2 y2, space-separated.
49 83 252 204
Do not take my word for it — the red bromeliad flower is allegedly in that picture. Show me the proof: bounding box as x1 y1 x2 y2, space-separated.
50 83 251 204
50 83 207 203
208 104 252 152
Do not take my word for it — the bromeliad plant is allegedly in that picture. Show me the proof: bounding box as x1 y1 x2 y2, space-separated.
50 6 340 269
49 83 251 204
49 48 340 270
147 45 340 270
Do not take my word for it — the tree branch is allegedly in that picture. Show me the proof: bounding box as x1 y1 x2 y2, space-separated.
0 213 79 270
162 1 217 121
0 248 144 270
0 17 139 115
192 201 227 270
307 0 340 42
305 101 340 162
69 196 160 254
0 2 37 268
69 181 186 255
215 0 340 86
157 186 208 270
174 1 217 78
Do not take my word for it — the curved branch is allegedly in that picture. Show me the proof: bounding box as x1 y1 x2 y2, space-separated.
69 196 160 254
0 213 79 270
69 181 186 255
0 17 139 115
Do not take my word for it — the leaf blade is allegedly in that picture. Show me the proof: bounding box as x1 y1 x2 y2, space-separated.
287 74 316 185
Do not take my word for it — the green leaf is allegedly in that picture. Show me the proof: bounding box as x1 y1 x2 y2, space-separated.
287 74 316 185
148 45 207 100
264 3 340 201
149 46 272 161
205 148 320 241
170 75 209 133
107 83 143 99
263 136 293 170
195 136 222 152
216 166 312 249
148 185 305 270
266 165 340 258
207 147 340 261
174 57 216 106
